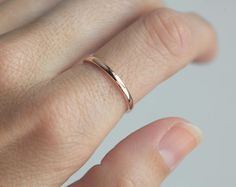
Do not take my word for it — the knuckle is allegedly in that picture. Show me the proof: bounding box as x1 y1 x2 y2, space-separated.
36 97 74 144
35 83 96 150
0 41 33 89
142 8 192 58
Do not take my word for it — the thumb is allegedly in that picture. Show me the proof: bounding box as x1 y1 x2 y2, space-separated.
70 117 202 187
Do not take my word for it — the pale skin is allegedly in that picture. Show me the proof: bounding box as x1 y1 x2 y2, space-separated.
0 0 217 186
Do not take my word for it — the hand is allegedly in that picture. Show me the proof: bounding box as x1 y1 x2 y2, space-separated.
0 0 217 186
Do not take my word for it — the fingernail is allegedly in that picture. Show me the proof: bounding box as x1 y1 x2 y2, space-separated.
158 122 202 171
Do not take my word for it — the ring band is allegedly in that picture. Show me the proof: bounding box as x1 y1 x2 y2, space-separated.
83 55 134 112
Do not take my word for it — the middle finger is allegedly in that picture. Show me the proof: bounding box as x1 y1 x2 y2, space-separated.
0 0 162 92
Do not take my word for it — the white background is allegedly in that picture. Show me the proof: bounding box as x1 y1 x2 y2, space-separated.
64 0 236 186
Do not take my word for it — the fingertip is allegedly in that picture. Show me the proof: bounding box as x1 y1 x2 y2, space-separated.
102 117 203 172
157 119 202 171
194 42 218 63
180 122 203 144
185 12 218 63
71 117 203 187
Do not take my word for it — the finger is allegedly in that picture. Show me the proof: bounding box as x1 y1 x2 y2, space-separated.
0 0 62 35
0 0 163 92
190 13 218 63
70 118 202 187
1 8 215 186
31 8 216 171
94 8 217 102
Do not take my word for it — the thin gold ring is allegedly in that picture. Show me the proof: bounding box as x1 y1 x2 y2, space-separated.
83 55 134 112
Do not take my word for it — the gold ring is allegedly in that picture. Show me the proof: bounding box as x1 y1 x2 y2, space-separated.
83 55 134 112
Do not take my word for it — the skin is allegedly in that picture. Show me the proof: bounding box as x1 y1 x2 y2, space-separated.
0 0 217 186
